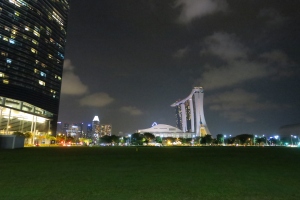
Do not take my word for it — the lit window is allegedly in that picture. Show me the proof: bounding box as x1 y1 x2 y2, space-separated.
38 80 45 86
55 75 62 81
15 11 20 16
34 26 40 32
58 52 64 59
25 26 29 31
40 72 46 77
9 0 22 7
0 72 4 77
52 11 64 26
1 52 8 56
3 79 9 84
48 54 53 59
12 30 17 34
32 39 38 45
35 60 39 64
4 26 10 31
50 89 56 94
3 37 8 41
34 69 39 73
31 48 37 54
6 58 12 64
9 39 15 44
33 31 40 37
41 63 46 68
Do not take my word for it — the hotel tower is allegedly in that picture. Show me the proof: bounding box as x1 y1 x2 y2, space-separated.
171 87 211 137
0 0 70 136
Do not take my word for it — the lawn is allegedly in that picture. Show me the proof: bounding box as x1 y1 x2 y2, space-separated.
0 146 299 200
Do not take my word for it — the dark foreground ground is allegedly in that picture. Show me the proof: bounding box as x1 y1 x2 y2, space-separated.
0 146 299 200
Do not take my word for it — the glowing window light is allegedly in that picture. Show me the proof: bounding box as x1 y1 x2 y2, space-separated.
9 39 15 44
31 48 37 54
40 72 46 77
58 52 64 59
6 58 12 64
32 39 38 45
9 0 27 7
38 80 45 86
33 30 40 37
52 11 64 26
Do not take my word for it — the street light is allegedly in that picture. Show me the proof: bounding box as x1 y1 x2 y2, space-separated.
291 135 293 146
224 135 227 146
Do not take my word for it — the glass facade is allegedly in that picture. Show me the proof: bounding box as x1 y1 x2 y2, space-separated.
0 0 70 136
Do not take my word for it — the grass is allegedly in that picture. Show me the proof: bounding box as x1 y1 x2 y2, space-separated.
0 146 300 200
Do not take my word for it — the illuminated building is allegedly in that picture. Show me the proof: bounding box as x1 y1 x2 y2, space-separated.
138 124 187 138
86 123 92 139
92 116 100 142
0 0 70 138
171 87 211 137
100 124 112 136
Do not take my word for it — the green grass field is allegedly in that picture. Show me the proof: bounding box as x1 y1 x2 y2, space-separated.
0 146 299 200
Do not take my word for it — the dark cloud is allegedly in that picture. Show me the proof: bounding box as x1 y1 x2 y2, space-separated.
206 89 280 122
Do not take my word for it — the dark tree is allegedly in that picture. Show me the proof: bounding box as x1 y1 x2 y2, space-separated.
235 134 254 145
216 134 224 145
100 135 112 144
131 133 144 145
201 135 213 145
143 132 155 144
110 135 120 144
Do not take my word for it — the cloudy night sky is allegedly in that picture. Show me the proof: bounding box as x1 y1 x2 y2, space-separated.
58 0 300 136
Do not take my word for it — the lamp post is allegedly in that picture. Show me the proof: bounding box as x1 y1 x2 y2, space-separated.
224 135 227 146
291 135 293 146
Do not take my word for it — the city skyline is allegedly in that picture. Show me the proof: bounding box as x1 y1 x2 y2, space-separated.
58 0 300 136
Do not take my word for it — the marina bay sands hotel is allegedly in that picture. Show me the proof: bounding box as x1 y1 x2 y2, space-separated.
171 87 210 137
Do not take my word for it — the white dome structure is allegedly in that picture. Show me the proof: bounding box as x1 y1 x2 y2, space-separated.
138 124 194 138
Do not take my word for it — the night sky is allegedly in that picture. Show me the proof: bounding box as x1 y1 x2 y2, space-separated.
58 0 300 136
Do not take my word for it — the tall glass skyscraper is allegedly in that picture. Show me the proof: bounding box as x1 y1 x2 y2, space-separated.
0 0 70 138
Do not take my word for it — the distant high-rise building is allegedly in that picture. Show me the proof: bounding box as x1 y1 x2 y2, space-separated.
171 87 211 137
66 124 81 139
0 0 70 136
92 116 100 142
100 124 112 136
86 123 92 138
63 123 69 134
